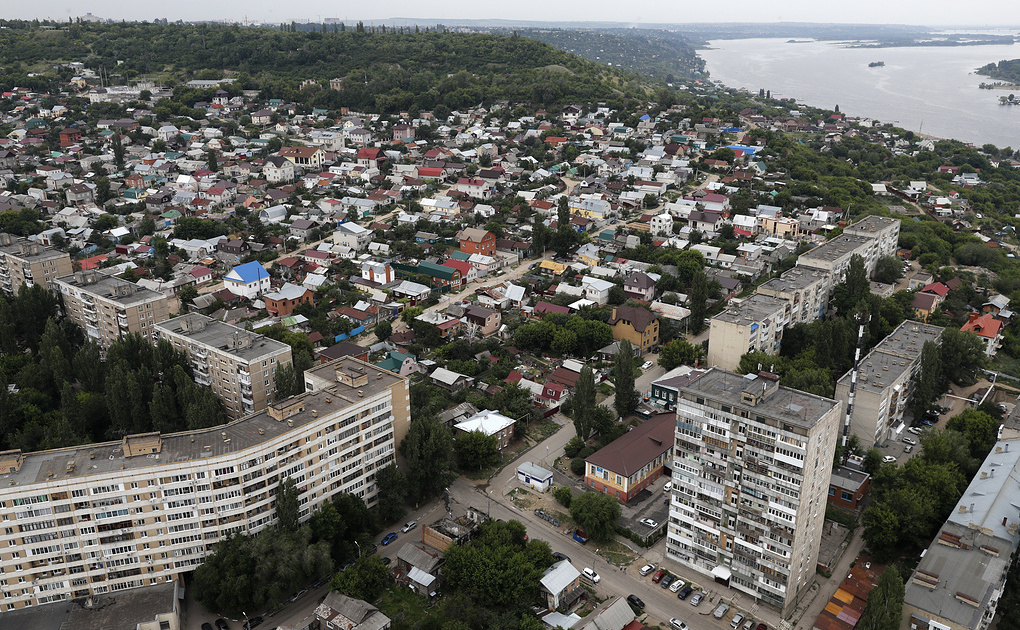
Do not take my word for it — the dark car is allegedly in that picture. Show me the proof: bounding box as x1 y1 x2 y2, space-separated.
756 625 767 630
381 532 398 546
552 552 571 563
215 620 230 630
202 624 214 630
627 594 645 609
660 574 675 589
678 585 694 600
242 618 263 630
380 557 391 565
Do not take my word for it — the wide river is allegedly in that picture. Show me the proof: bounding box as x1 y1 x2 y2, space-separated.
699 38 1020 148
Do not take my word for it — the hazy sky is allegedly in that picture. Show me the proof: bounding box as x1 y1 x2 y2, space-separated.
14 0 1020 26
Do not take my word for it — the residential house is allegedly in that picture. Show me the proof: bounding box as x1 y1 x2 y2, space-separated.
828 466 870 511
375 350 420 377
459 227 496 257
585 412 675 503
581 276 614 305
961 312 1003 356
395 542 443 598
314 592 391 630
216 238 250 265
623 272 656 302
539 560 583 611
263 156 295 183
454 409 516 450
608 306 660 354
288 218 319 242
429 367 473 391
361 261 394 285
462 304 501 337
334 222 373 253
223 261 271 299
264 283 314 317
279 146 326 170
390 280 431 305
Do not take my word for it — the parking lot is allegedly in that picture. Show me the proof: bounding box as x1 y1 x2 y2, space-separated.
619 482 672 538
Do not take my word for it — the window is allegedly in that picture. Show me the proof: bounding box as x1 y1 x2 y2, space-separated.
828 487 835 496
841 491 854 502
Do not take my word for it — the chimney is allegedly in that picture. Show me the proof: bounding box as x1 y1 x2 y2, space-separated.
970 503 975 513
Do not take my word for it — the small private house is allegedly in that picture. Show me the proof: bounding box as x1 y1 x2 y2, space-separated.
961 312 1004 356
223 261 271 299
313 592 391 630
516 461 554 492
828 465 871 511
429 367 474 391
454 409 516 451
264 282 314 317
608 305 660 355
584 412 675 503
539 560 583 611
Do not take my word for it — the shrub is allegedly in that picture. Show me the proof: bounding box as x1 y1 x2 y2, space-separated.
563 436 585 458
570 457 586 476
553 486 573 508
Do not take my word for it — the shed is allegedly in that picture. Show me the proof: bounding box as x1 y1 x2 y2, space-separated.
517 461 554 492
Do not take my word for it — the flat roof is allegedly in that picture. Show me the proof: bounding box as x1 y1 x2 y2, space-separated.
156 312 290 363
680 369 840 431
830 465 869 492
836 321 943 391
0 580 176 630
713 294 788 325
55 269 167 307
756 267 828 294
798 234 872 264
843 215 899 235
0 358 402 488
0 234 68 263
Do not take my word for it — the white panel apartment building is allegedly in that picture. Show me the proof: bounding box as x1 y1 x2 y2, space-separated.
668 370 842 615
707 295 789 371
0 357 408 612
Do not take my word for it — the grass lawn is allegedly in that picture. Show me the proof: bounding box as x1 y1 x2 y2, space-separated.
376 586 433 629
526 418 560 442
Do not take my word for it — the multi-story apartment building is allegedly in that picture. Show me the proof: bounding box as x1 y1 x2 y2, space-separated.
155 314 293 420
834 321 943 446
842 215 900 262
707 295 789 371
0 233 73 295
667 369 842 616
0 357 408 612
53 270 177 348
754 267 830 326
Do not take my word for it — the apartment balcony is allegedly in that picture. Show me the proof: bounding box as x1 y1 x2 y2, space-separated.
240 395 254 407
237 371 251 385
193 347 208 359
194 373 211 387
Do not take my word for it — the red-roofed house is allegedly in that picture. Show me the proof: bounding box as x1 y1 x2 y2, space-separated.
532 301 571 318
356 148 383 168
443 259 477 283
961 312 1003 356
189 266 213 284
920 282 950 299
454 178 495 200
77 254 108 271
417 167 445 181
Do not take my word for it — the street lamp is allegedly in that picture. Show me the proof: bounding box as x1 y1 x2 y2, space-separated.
354 540 362 557
242 612 250 630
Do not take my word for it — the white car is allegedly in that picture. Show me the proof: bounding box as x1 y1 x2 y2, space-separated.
639 564 656 576
669 578 686 592
664 481 673 492
902 436 917 446
400 520 417 533
582 567 601 583
882 455 897 464
908 427 921 435
640 518 659 528
670 619 689 630
641 361 654 370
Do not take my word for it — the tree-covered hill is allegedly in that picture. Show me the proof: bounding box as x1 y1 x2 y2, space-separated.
0 20 653 112
978 59 1020 84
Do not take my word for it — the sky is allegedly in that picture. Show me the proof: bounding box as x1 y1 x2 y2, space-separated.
11 0 1020 27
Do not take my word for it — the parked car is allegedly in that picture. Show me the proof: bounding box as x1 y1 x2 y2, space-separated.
380 557 391 565
756 624 768 630
678 585 694 600
381 532 398 546
640 518 659 528
401 520 417 533
669 618 689 630
552 552 571 563
690 592 704 606
242 616 264 630
660 574 675 589
641 361 654 370
882 455 897 464
742 618 756 630
639 563 656 576
904 445 913 454
714 604 730 619
902 436 917 445
731 613 745 628
627 594 645 609
669 578 686 592
215 620 230 630
582 567 600 583
664 481 673 492
202 624 214 630
908 426 921 435
652 569 666 583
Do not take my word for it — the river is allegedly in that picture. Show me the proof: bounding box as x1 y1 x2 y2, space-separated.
698 38 1020 148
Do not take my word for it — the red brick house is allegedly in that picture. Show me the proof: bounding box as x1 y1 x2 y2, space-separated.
458 228 496 257
827 466 870 511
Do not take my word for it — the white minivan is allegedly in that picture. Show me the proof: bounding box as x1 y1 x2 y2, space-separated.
663 481 672 492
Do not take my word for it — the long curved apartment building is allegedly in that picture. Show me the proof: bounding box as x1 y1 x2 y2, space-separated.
0 357 409 611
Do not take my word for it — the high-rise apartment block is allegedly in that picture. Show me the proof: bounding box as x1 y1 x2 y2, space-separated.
155 314 293 420
0 357 408 611
53 270 177 348
0 233 73 295
668 369 842 615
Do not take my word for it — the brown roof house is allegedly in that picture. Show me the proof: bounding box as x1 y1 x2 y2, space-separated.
584 412 675 503
608 306 660 354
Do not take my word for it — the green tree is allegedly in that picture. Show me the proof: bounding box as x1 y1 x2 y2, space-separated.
207 148 218 172
861 503 901 561
399 416 455 504
274 362 303 399
572 366 597 441
553 486 573 508
569 491 621 544
946 408 1000 459
873 256 904 284
856 567 904 630
612 340 638 418
374 320 392 341
938 328 987 386
275 477 300 532
454 430 501 471
658 338 703 369
689 268 708 333
375 463 408 525
909 341 943 420
833 254 869 314
330 556 392 602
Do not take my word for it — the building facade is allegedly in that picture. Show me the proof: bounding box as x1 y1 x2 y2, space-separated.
0 233 73 295
667 370 842 615
841 215 900 262
754 267 830 326
0 357 408 611
707 295 789 371
584 413 675 503
834 321 943 446
54 270 177 348
155 314 293 420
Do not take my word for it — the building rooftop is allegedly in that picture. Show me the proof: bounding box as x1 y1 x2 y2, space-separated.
0 233 67 262
756 267 829 294
836 321 943 392
681 369 840 431
55 269 168 307
0 580 177 630
155 313 290 363
585 412 675 477
830 465 869 493
713 293 788 325
0 357 402 487
798 234 872 264
843 215 899 235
